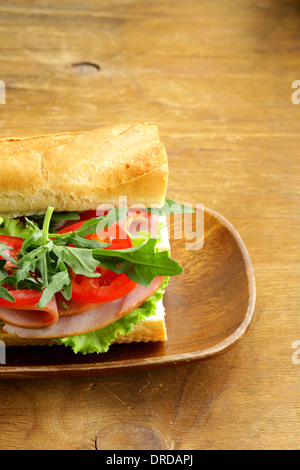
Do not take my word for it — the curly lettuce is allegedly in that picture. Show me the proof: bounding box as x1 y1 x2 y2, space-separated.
0 217 34 239
55 277 169 354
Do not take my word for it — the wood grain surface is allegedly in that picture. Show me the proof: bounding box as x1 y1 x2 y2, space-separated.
0 0 299 450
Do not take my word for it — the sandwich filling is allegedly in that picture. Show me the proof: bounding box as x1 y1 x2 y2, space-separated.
0 201 186 354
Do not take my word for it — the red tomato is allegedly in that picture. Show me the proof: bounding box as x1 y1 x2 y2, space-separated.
70 266 136 304
0 234 23 272
58 219 137 303
0 235 43 308
0 235 23 256
58 221 87 234
0 289 42 308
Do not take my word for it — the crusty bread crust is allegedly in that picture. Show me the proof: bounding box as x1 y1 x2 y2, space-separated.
0 122 168 218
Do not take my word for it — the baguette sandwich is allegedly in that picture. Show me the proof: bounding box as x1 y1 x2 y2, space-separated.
0 122 185 354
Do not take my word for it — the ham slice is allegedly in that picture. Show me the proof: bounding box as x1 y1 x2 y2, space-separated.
56 293 102 317
0 296 58 329
3 276 164 339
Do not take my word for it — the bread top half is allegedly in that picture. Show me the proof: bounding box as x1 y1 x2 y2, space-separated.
0 122 168 218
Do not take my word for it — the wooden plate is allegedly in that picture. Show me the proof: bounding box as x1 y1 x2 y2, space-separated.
0 207 256 379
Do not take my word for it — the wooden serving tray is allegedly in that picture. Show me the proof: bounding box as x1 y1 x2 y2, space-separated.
0 207 256 379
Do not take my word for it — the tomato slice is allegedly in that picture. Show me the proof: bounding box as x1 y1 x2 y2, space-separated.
0 214 138 308
0 235 23 256
58 221 86 234
0 234 23 272
70 266 136 304
0 289 42 308
58 218 137 304
0 235 43 308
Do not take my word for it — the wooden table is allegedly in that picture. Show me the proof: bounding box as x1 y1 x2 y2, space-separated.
0 0 299 450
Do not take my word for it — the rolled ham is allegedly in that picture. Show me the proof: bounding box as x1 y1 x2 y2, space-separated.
3 276 164 339
0 296 58 329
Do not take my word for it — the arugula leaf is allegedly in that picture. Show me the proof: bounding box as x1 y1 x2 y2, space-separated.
0 242 13 251
147 198 194 215
53 245 100 277
0 286 16 303
55 262 72 301
74 207 128 238
20 229 43 255
92 238 183 286
54 232 109 249
0 260 16 287
15 245 50 285
38 270 71 308
0 242 17 264
0 259 7 279
17 278 44 292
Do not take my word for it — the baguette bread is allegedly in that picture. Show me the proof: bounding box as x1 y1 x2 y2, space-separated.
0 122 168 218
0 122 169 350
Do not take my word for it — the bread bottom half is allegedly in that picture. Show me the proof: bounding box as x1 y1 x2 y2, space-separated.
0 300 167 348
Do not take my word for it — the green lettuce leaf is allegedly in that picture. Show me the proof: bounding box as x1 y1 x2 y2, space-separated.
0 218 35 239
55 277 169 354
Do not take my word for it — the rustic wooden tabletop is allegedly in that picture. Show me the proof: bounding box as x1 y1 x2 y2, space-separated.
0 0 299 450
